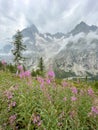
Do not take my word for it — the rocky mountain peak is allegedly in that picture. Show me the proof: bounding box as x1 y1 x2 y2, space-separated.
79 21 87 26
29 24 39 33
70 21 98 35
21 24 39 38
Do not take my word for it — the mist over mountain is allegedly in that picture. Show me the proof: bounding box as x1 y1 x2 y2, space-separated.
1 21 98 77
69 21 98 35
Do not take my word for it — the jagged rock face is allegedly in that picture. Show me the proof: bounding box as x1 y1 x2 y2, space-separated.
1 21 98 76
54 46 98 76
69 21 98 35
54 31 98 76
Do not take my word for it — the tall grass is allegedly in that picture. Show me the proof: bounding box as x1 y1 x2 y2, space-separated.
0 70 98 130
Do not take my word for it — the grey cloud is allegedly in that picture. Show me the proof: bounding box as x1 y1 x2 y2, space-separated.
0 0 98 47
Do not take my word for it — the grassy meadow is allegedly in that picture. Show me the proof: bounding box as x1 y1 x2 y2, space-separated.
0 69 98 130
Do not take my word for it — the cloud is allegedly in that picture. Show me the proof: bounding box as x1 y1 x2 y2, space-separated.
0 0 98 47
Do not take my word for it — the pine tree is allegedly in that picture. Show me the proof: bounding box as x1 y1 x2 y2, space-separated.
38 57 44 72
12 30 26 65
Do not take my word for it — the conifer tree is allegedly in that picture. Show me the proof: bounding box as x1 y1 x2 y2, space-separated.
38 57 44 72
12 30 26 65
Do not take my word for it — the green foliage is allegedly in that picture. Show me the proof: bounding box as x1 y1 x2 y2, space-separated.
94 82 98 89
11 30 26 65
0 71 98 130
85 75 88 81
0 61 3 70
31 69 43 77
55 78 62 85
6 64 17 73
31 58 45 77
54 68 76 79
0 61 17 73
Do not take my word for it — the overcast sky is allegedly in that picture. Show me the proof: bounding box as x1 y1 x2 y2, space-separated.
0 0 98 47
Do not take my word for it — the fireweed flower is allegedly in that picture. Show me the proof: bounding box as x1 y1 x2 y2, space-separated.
48 70 55 78
9 114 16 124
37 77 44 84
24 70 31 77
88 88 94 96
9 101 16 108
91 106 98 114
17 65 23 71
46 78 51 84
71 96 77 101
17 65 27 79
40 83 44 88
37 77 44 88
19 70 31 78
33 116 37 124
37 121 42 126
4 91 13 100
71 87 78 94
19 72 25 78
32 114 42 126
8 102 16 110
62 81 68 87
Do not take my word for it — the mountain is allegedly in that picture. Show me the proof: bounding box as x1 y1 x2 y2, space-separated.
21 24 39 42
69 21 98 35
1 21 98 77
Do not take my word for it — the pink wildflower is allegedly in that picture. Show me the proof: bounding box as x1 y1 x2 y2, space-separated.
9 114 16 124
2 60 6 65
17 65 23 71
32 114 42 126
19 70 31 79
88 88 94 96
33 116 37 123
4 91 13 100
48 70 55 78
37 120 42 126
11 101 16 107
19 72 25 78
24 70 31 77
71 87 78 94
8 101 16 108
71 96 77 101
46 78 51 84
91 106 98 114
62 81 68 87
37 77 44 84
37 77 44 88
